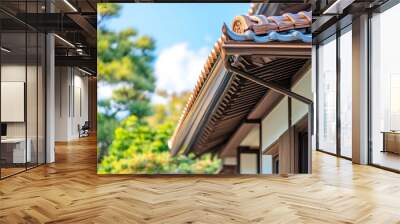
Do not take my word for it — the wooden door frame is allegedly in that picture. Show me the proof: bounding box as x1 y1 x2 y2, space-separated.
236 146 260 174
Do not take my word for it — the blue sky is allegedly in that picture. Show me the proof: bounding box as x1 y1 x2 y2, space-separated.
105 3 249 54
99 3 250 100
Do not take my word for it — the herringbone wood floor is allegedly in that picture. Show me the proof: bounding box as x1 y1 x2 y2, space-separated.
1 135 400 224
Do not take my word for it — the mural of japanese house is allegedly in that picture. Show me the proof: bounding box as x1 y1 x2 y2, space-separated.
170 3 313 174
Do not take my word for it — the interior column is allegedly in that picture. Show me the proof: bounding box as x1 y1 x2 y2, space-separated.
352 14 369 164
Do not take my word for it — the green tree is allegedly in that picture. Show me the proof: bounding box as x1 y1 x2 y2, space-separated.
97 4 222 174
146 90 191 128
98 3 121 24
97 5 156 116
97 3 156 159
97 99 118 161
98 115 221 174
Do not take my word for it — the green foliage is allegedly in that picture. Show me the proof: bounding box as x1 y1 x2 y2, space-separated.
97 3 156 156
98 2 155 118
98 3 121 25
97 27 156 116
98 115 221 174
97 112 118 162
97 4 222 174
146 91 191 128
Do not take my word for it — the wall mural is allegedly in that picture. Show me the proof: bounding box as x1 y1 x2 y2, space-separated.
97 3 312 175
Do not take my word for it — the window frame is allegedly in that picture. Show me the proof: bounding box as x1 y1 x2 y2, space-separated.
367 1 400 173
315 24 353 161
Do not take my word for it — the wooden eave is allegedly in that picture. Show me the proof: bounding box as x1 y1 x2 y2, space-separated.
222 41 312 59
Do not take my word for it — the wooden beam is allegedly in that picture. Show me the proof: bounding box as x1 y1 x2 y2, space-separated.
225 58 314 173
244 119 261 124
222 41 311 59
220 123 257 157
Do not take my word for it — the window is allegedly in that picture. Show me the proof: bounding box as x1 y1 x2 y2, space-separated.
390 75 400 130
339 28 352 158
318 36 337 154
370 3 400 171
0 1 47 179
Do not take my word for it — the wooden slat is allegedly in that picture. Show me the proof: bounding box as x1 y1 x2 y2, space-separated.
223 42 311 58
1 135 400 223
191 58 307 156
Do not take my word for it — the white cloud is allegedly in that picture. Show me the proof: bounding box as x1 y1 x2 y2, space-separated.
155 43 209 94
97 81 113 100
97 82 129 101
98 43 210 104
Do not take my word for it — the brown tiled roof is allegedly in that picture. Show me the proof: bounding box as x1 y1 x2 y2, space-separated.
170 3 260 145
222 10 312 45
231 11 311 35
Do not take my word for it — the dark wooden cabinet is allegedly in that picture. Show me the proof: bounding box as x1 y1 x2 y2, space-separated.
382 132 400 154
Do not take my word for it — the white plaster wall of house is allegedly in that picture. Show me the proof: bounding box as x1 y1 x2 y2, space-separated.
222 157 237 166
261 97 289 151
55 67 89 141
291 69 312 125
239 126 259 148
260 68 312 173
238 126 260 174
261 69 312 151
240 153 258 174
261 97 288 174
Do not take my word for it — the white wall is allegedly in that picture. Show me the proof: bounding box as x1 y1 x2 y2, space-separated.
55 67 69 141
239 125 261 174
261 97 288 151
260 69 311 174
259 69 311 152
55 67 89 141
1 65 26 141
240 125 259 147
1 65 25 81
1 82 25 122
240 153 258 174
223 157 237 166
71 73 89 138
2 63 46 163
291 69 312 124
1 65 34 138
1 66 26 125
